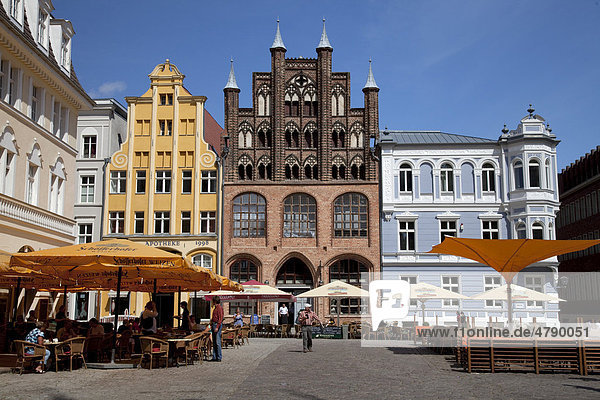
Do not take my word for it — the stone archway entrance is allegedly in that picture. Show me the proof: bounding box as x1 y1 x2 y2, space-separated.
276 257 313 324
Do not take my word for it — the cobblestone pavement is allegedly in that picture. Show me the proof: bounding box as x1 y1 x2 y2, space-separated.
1 339 600 399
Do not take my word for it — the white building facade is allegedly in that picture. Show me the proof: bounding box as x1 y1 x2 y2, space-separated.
72 98 126 321
380 108 562 326
0 0 93 321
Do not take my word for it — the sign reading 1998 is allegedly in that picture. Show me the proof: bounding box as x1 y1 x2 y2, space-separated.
195 241 209 246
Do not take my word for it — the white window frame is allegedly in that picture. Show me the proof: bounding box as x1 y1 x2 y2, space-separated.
483 275 503 308
78 223 93 244
515 222 526 239
481 219 499 239
110 171 126 194
181 170 192 194
154 211 170 234
397 219 416 252
192 254 213 270
199 211 216 234
399 276 418 306
528 159 541 188
532 222 544 239
440 219 458 242
155 170 171 193
134 211 144 234
109 211 124 234
135 170 146 194
201 170 217 193
37 8 48 47
440 163 454 193
0 148 16 196
523 274 544 308
79 175 95 203
441 276 460 307
30 85 39 122
25 162 38 205
398 163 412 193
181 211 191 234
513 160 524 190
481 163 495 193
82 135 97 159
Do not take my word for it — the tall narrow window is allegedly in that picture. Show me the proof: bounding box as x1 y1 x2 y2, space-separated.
135 170 146 194
482 163 495 192
532 222 544 239
82 136 97 159
516 222 526 239
0 148 15 196
25 162 38 205
484 276 502 307
440 163 454 192
440 220 457 242
37 9 48 46
441 276 460 307
181 170 192 194
110 171 126 194
545 159 551 189
9 67 18 106
529 159 540 188
49 174 64 214
524 275 544 307
78 223 93 244
80 176 95 203
514 160 524 189
134 211 144 234
154 211 170 234
482 220 499 239
31 86 39 122
181 211 191 234
201 170 217 193
399 164 412 192
109 211 124 234
60 35 69 68
399 221 415 251
200 211 216 234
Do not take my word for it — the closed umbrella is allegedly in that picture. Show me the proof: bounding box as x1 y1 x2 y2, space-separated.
297 280 369 326
428 238 600 323
393 282 469 325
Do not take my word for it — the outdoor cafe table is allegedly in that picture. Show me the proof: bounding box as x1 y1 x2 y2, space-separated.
166 337 192 367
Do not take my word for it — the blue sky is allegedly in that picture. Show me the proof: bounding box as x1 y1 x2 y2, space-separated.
56 0 600 170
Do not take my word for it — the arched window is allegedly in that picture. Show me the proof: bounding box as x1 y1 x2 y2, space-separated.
256 84 271 116
283 194 316 238
230 259 258 282
304 156 318 180
332 157 346 180
285 88 299 117
285 124 299 148
350 124 364 148
532 222 544 239
529 159 540 188
26 144 42 205
233 193 266 237
285 156 300 180
399 163 412 192
277 258 313 285
0 128 17 196
544 159 551 189
333 193 368 237
332 123 345 148
304 122 318 148
331 85 345 116
257 157 271 180
461 162 474 194
49 158 66 214
482 163 495 193
516 222 526 239
513 160 524 189
192 253 213 270
303 86 317 117
330 259 368 314
257 126 272 148
238 122 252 148
350 157 364 180
420 163 433 194
237 155 253 180
440 163 454 192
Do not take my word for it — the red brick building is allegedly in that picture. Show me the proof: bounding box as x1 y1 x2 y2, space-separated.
556 146 600 321
221 21 380 322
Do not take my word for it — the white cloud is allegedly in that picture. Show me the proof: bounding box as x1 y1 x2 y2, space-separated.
88 80 126 98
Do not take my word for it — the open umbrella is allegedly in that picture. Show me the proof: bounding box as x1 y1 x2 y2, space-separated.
393 282 469 325
428 237 600 323
471 284 564 302
297 280 369 326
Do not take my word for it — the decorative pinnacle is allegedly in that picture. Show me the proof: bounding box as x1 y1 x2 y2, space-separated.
271 18 286 50
224 58 239 90
502 124 509 134
363 58 379 89
527 104 535 117
317 17 332 49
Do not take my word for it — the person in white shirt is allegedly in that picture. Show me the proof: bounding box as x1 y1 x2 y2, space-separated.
278 303 289 325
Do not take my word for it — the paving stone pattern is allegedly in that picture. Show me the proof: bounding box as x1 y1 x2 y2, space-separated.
0 339 599 399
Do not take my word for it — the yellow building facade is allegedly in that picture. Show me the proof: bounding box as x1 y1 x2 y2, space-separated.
102 60 220 325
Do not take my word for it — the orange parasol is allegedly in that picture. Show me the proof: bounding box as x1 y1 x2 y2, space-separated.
428 237 600 323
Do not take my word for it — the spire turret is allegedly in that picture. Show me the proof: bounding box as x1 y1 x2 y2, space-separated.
270 19 286 50
224 58 239 90
363 59 379 90
317 18 332 50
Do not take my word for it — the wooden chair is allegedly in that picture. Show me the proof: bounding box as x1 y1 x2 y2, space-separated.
280 324 292 338
139 336 169 369
55 337 87 372
222 329 238 349
248 324 256 338
198 332 212 361
115 330 133 360
239 326 250 344
13 340 45 375
184 334 203 365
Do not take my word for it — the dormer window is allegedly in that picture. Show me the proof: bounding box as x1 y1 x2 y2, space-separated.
61 35 70 68
38 9 48 47
9 0 22 23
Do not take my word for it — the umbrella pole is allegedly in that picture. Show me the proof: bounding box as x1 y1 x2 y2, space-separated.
63 285 67 307
12 277 21 322
421 301 426 326
507 281 513 325
153 279 157 301
111 266 123 364
337 299 341 327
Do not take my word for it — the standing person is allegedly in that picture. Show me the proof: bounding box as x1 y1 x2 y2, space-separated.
55 305 67 332
298 304 323 353
278 303 289 325
178 301 191 332
210 296 223 362
141 301 158 335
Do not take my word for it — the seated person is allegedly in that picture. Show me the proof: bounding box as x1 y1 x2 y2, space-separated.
328 317 336 327
233 308 244 327
116 319 135 354
26 311 37 323
57 320 78 341
13 315 27 339
117 319 132 334
131 318 140 332
25 322 50 373
87 318 105 337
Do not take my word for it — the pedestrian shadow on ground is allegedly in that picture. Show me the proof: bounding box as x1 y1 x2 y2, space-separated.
568 377 600 382
562 384 600 393
386 347 432 355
